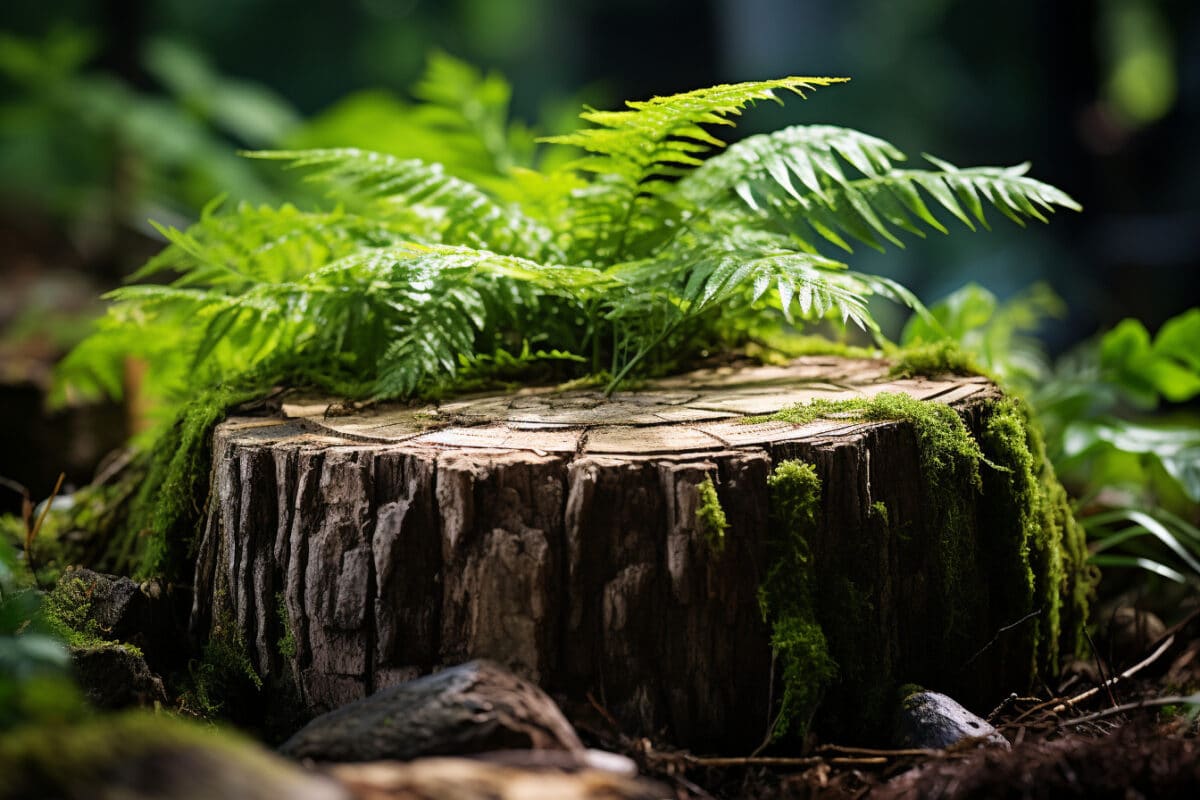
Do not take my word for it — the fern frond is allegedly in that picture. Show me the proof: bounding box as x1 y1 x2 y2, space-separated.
680 125 905 206
412 50 533 176
244 148 559 260
682 125 1080 253
59 65 1083 419
305 241 606 298
544 79 846 188
779 162 1079 252
542 78 846 263
133 201 417 288
374 284 485 398
684 249 871 327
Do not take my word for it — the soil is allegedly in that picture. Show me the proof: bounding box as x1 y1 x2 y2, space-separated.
567 610 1200 799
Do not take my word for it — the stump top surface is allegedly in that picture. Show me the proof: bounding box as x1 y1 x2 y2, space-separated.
227 357 996 457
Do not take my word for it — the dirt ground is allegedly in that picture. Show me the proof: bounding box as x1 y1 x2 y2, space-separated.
573 610 1200 799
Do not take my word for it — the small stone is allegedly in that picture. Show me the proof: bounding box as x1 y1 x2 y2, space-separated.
894 689 1009 750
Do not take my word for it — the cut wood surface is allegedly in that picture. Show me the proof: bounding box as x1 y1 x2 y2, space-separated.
192 357 1028 747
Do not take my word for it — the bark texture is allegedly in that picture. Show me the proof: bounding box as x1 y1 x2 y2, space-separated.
193 357 1034 746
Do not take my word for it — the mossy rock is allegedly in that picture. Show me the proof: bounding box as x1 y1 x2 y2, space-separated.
0 712 344 800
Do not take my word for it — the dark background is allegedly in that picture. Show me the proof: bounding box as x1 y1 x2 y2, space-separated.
1 0 1198 504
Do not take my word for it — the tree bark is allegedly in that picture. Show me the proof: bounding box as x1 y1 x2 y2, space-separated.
192 357 1032 747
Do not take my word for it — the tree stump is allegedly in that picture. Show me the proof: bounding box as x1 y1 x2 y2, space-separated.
191 356 1086 746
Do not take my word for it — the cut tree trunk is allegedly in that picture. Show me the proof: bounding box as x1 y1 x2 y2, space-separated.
191 357 1054 747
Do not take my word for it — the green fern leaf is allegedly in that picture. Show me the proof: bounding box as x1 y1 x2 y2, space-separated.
542 78 847 262
243 148 559 260
59 64 1082 417
682 125 1080 253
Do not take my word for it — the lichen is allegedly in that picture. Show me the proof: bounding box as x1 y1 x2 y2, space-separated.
275 593 296 660
760 460 837 738
695 475 729 554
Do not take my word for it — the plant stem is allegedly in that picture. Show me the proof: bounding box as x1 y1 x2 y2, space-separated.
604 324 674 396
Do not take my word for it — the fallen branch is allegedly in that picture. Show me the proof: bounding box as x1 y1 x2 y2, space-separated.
1002 633 1177 729
1051 634 1176 714
1057 692 1200 729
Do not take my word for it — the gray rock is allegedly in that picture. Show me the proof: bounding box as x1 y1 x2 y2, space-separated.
894 689 1009 750
280 660 584 762
55 567 177 663
71 643 168 710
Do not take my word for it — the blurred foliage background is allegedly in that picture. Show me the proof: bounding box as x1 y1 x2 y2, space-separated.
3 0 1197 332
0 0 1198 591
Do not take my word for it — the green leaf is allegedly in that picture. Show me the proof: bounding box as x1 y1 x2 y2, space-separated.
1087 508 1200 575
1088 554 1187 583
1100 312 1200 406
243 149 558 261
1062 419 1200 502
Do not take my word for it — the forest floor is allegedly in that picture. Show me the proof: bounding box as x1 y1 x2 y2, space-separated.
572 610 1200 799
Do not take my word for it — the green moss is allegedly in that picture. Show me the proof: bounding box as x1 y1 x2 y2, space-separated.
753 391 1093 736
754 392 993 492
123 384 266 580
760 460 837 738
0 710 301 796
41 576 142 657
695 475 729 554
887 341 986 379
275 593 296 660
979 398 1094 671
182 606 262 718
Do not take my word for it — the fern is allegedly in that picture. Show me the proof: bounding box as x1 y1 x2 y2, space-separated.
543 77 847 262
244 149 559 260
681 125 1080 255
59 56 1080 424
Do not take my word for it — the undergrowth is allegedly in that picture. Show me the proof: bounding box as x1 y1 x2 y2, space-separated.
181 605 262 718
